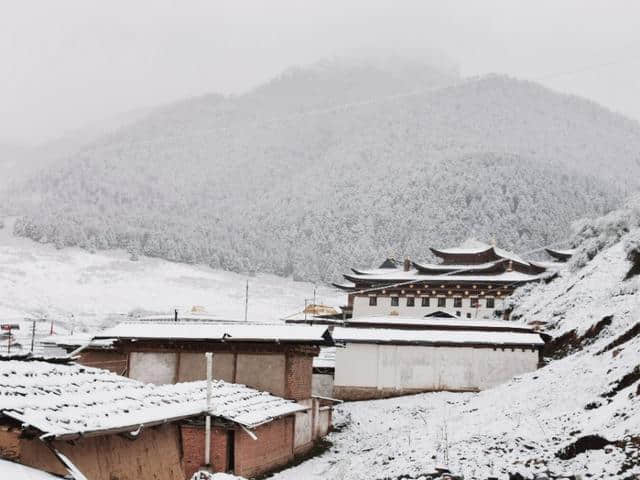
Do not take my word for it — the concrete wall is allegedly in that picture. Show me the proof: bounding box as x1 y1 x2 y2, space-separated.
129 352 177 384
333 343 538 400
353 295 506 319
236 353 286 397
293 399 313 454
10 424 184 480
312 373 334 397
129 351 288 397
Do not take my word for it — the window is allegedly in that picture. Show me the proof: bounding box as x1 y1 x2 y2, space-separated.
470 298 479 308
453 297 462 308
486 297 495 308
466 312 472 318
406 297 415 307
421 297 430 307
369 296 377 306
437 297 446 308
456 311 461 317
391 297 399 307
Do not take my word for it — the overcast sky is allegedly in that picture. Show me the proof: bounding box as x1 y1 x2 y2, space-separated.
2 0 639 145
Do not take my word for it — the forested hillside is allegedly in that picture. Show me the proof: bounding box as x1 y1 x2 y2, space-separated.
7 58 640 280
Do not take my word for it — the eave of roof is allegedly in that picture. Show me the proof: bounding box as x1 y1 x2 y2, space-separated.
93 322 333 345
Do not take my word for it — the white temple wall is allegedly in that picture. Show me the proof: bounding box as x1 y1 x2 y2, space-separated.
352 295 508 319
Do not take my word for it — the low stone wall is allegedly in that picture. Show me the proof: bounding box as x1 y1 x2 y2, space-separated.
333 385 478 401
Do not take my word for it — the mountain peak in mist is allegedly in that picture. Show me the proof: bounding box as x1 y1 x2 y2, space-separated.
7 60 640 280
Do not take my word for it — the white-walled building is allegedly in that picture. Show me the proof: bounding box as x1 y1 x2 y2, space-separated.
331 323 544 400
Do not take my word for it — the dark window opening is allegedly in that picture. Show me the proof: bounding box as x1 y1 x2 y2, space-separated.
421 297 430 307
437 297 446 308
486 298 495 308
470 298 479 308
391 297 399 307
406 297 415 307
456 311 461 317
453 297 462 308
369 296 377 306
466 312 472 318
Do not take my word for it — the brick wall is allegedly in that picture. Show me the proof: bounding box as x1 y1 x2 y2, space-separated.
181 425 229 479
285 354 313 400
234 417 294 478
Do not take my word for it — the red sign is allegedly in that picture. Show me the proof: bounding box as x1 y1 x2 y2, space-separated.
1 324 20 331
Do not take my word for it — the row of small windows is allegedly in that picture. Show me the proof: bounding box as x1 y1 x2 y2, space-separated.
368 296 496 309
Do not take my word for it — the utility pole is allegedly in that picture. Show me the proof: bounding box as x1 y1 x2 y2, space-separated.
49 316 54 335
30 320 36 353
244 280 249 322
70 314 75 335
313 285 317 306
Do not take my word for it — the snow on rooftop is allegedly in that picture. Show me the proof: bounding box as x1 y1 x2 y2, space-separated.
344 269 551 283
346 315 535 331
0 359 308 438
0 459 62 480
332 327 544 347
93 322 330 343
312 347 336 369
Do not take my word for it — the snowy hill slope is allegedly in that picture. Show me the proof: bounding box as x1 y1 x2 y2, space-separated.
7 57 639 280
273 206 640 479
0 218 340 350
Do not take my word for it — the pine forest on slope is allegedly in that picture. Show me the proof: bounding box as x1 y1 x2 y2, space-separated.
7 57 640 281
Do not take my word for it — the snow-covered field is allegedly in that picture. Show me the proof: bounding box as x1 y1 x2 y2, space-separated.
0 218 341 346
273 223 640 479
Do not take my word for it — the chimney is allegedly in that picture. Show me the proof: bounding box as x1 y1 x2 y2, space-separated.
403 257 411 272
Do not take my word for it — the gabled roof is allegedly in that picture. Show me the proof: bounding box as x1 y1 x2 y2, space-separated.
93 322 332 345
431 240 531 267
0 359 309 439
332 327 545 347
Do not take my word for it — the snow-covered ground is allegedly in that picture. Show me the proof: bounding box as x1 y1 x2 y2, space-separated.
0 218 341 349
273 223 640 479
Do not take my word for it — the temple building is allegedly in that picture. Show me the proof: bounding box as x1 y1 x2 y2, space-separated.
334 240 554 320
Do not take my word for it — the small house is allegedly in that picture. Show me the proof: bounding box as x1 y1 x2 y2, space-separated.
0 354 318 479
331 324 544 400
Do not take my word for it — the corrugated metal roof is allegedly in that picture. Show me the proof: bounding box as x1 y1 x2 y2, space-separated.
0 359 308 438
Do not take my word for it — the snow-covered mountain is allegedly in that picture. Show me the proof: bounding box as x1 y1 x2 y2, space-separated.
7 57 640 280
271 200 640 479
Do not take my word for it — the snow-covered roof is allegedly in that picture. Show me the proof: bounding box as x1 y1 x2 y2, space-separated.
344 269 552 284
40 334 115 350
312 347 336 369
0 359 309 439
346 316 536 332
412 261 500 272
93 322 331 344
430 239 531 266
0 459 63 480
332 327 544 347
